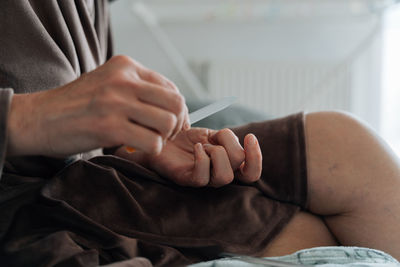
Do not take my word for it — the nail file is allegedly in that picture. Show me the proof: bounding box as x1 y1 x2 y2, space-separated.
125 97 237 153
189 96 237 125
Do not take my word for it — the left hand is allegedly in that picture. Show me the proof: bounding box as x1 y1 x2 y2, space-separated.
116 128 262 187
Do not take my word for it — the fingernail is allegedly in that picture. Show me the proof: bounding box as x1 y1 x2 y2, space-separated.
202 143 211 148
249 134 257 145
184 121 190 130
195 142 202 151
126 147 136 153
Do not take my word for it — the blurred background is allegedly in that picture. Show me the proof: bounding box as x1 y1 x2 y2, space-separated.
110 0 400 155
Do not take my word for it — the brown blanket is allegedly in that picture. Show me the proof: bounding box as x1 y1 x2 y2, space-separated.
0 1 307 266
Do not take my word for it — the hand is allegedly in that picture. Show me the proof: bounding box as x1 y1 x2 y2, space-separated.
7 55 189 157
117 128 263 187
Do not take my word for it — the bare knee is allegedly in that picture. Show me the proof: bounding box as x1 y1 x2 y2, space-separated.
304 111 400 215
305 111 372 143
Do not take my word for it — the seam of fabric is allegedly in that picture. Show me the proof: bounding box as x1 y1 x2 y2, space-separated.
0 88 14 180
301 112 310 210
299 112 308 210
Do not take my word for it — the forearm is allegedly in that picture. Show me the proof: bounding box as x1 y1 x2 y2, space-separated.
6 92 39 157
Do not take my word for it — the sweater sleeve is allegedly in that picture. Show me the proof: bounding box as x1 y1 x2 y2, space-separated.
0 88 13 180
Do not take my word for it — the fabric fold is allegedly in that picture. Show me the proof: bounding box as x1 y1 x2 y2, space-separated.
0 88 13 180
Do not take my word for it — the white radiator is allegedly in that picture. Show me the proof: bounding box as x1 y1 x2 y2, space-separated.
203 61 353 118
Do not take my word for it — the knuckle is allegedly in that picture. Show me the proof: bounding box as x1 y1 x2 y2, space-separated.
105 69 129 86
214 145 225 153
117 69 140 84
107 58 141 85
231 150 246 166
126 77 141 89
214 128 234 143
148 71 164 83
205 145 219 154
196 151 208 161
163 113 177 132
111 55 134 66
108 72 141 91
171 93 185 112
147 135 163 154
166 79 179 92
219 128 234 137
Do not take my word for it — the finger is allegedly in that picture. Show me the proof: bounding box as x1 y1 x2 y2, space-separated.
238 134 262 183
167 80 190 132
190 143 211 187
184 106 190 130
133 80 185 115
185 128 211 144
119 121 164 155
137 67 177 92
210 128 245 170
203 144 234 187
133 80 186 139
136 68 189 137
170 101 188 140
166 81 190 133
126 100 177 140
169 104 190 142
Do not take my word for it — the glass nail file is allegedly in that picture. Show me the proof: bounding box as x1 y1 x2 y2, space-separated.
125 97 237 153
189 96 237 125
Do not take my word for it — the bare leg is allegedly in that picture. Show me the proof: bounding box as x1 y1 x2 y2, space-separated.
261 111 400 259
261 211 338 257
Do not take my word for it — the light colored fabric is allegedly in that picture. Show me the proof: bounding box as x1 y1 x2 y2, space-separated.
189 247 400 267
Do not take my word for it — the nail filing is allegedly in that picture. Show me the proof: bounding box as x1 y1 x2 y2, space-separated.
125 97 237 153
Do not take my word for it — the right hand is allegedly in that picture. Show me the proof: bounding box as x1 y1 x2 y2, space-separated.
120 127 263 188
6 55 190 157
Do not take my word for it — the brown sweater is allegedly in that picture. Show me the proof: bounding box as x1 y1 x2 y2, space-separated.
0 1 307 266
0 89 12 177
0 0 112 179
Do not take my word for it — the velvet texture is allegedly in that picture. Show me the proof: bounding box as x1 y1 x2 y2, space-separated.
0 1 307 266
0 114 307 266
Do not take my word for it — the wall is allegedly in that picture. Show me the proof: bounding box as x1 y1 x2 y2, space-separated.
109 0 384 130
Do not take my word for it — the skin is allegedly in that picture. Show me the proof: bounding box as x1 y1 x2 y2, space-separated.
6 55 263 187
261 111 400 260
6 56 400 259
7 55 192 157
116 128 262 187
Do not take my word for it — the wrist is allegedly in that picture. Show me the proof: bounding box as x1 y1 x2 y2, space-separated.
114 147 151 168
6 93 38 156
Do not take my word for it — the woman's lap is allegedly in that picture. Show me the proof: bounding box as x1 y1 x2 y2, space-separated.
0 113 308 266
